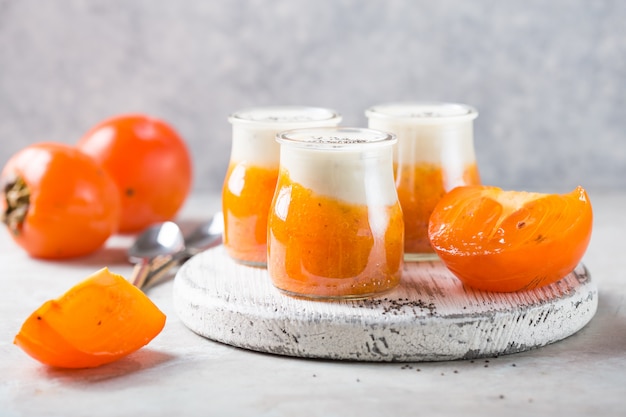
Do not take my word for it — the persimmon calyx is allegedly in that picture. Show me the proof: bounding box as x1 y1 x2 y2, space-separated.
1 175 30 235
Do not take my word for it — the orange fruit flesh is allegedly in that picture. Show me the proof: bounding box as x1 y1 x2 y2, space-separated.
14 268 166 368
428 186 593 292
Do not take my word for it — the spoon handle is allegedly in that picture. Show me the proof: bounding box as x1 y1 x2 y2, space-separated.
130 259 152 289
141 251 187 290
142 234 224 290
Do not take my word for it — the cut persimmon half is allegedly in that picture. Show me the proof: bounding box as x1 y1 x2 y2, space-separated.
428 185 593 292
14 267 166 368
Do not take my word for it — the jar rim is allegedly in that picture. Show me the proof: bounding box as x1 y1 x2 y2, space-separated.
229 106 342 127
365 102 478 123
277 127 396 150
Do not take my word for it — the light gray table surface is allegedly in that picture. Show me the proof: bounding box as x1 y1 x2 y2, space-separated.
1 191 624 417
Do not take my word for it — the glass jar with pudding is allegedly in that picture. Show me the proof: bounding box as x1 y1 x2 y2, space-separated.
222 106 341 267
366 102 480 261
268 127 404 300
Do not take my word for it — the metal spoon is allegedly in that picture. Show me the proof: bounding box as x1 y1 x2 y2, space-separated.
127 221 186 289
142 212 224 290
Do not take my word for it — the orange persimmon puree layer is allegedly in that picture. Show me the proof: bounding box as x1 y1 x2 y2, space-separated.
396 162 480 254
222 162 279 265
268 172 404 299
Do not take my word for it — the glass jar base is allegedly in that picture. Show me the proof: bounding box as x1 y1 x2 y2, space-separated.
274 285 398 301
404 252 440 262
229 258 267 269
224 247 268 268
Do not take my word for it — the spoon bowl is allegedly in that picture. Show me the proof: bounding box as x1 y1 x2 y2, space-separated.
141 212 224 290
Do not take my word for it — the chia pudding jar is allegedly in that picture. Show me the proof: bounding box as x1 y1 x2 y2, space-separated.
222 106 341 267
366 102 480 262
268 127 404 300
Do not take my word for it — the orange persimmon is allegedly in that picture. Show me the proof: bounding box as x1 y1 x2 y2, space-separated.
77 114 193 233
1 142 121 259
14 268 166 368
428 185 593 292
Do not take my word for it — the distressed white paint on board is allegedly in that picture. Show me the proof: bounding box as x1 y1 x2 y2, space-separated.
173 246 597 362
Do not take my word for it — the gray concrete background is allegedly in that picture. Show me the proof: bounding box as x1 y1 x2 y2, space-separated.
1 0 624 194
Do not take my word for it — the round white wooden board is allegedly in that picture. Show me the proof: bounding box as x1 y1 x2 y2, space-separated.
173 246 597 362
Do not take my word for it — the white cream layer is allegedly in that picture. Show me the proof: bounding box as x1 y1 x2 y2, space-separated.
279 146 398 207
367 103 478 166
229 107 342 167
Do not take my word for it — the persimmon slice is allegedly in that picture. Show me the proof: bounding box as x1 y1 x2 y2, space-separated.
428 185 593 292
14 267 166 368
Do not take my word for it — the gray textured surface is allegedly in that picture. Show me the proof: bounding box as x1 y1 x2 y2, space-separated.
1 0 625 193
1 192 625 417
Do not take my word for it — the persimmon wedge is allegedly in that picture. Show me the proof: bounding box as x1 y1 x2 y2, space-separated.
14 268 166 368
428 185 593 292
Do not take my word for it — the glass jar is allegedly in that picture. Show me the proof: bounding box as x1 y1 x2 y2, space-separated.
366 102 480 261
268 127 404 300
222 106 341 267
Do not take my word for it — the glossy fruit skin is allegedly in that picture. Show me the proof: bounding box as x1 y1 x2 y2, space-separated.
1 143 121 259
77 114 192 233
14 267 166 368
428 185 593 292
